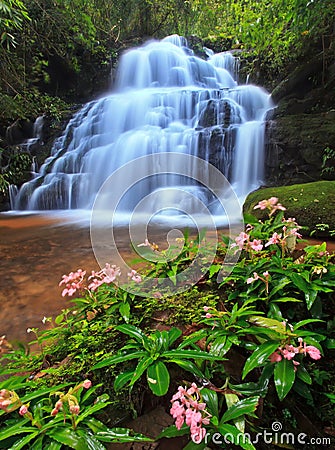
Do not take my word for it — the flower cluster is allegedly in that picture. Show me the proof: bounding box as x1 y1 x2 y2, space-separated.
269 337 321 365
0 389 20 413
231 231 263 253
51 379 92 417
170 383 211 443
246 271 270 293
59 269 86 297
88 264 121 291
254 197 286 216
59 264 143 297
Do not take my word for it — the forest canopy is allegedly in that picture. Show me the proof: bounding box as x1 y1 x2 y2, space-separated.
0 0 334 122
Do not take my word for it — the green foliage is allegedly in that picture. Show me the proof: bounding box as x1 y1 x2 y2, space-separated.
1 198 334 448
0 378 152 449
93 324 219 396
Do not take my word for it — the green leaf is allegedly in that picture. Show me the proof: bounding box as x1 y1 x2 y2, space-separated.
168 327 182 346
0 423 35 441
47 428 88 449
242 341 279 379
296 365 312 385
114 370 135 391
305 290 318 310
131 356 154 385
216 423 256 450
209 335 232 357
220 396 259 425
75 430 106 450
116 324 149 345
294 319 324 329
248 316 288 334
96 427 153 443
201 388 219 418
156 423 190 439
163 349 220 361
274 358 296 400
119 302 130 323
168 359 205 379
92 351 146 370
146 361 170 396
290 272 310 293
8 431 40 450
270 296 302 303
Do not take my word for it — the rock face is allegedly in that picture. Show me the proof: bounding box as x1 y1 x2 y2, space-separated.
265 51 335 186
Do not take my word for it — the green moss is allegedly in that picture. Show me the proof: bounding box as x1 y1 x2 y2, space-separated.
243 181 335 237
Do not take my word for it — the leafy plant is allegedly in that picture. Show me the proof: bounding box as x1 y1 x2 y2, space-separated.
0 377 152 449
93 325 220 396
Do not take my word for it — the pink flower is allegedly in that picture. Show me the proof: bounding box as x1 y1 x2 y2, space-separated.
82 379 92 389
269 352 282 363
265 232 282 247
205 313 212 319
127 269 142 283
138 239 151 247
88 264 121 291
254 197 286 216
170 384 211 443
305 345 321 360
203 306 210 312
51 408 59 416
59 269 86 297
231 232 249 251
281 344 297 360
19 405 29 416
246 272 259 284
70 404 80 415
249 239 263 252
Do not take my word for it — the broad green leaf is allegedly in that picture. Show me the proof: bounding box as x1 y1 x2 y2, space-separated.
119 302 130 323
305 290 318 310
146 361 170 396
114 370 135 391
289 272 310 293
248 316 288 335
217 423 256 450
47 427 89 449
274 358 295 400
75 430 106 450
163 349 220 360
8 431 40 450
183 439 207 449
168 327 182 346
296 365 312 385
131 356 154 385
270 296 302 303
220 396 259 425
242 341 279 379
225 393 244 432
168 359 205 379
0 425 37 441
96 427 153 443
84 417 109 434
156 424 189 440
268 277 291 297
115 324 150 348
76 399 111 425
92 351 146 369
201 388 219 418
294 319 324 329
209 335 232 357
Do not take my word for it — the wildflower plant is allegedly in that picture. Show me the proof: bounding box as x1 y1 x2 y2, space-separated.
0 378 152 449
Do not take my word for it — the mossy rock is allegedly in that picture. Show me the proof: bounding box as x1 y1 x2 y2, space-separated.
243 181 335 238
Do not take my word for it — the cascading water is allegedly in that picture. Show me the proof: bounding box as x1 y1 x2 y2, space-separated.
13 35 273 225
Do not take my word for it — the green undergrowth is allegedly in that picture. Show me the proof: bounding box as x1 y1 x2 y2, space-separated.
244 181 335 238
0 197 335 449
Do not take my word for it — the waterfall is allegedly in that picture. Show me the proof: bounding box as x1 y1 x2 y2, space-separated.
13 35 273 225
